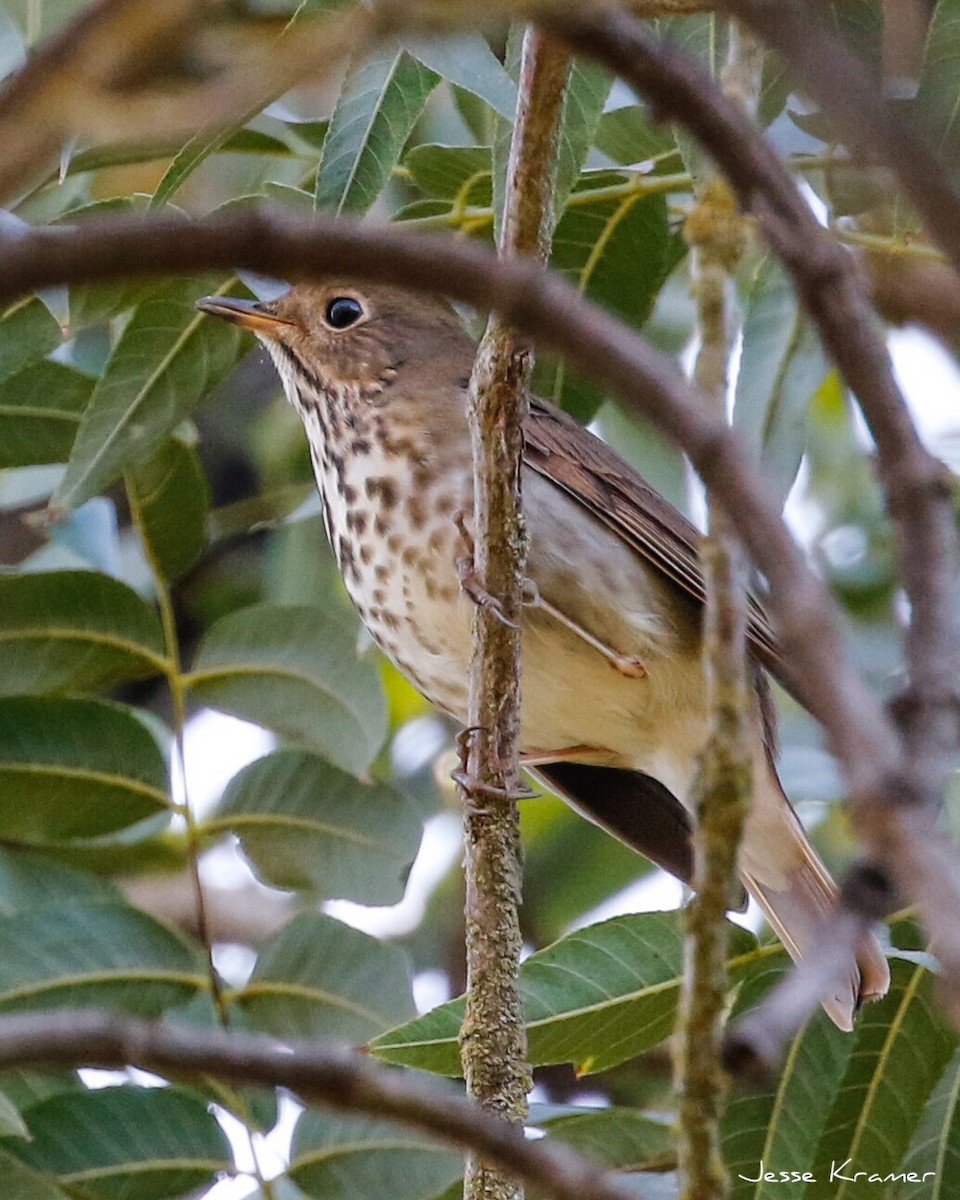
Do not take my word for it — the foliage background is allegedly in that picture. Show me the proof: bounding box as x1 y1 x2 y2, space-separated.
0 1 959 1197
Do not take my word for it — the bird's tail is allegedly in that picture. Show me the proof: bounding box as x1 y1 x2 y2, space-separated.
740 775 890 1030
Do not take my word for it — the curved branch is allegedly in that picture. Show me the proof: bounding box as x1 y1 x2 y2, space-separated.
0 1010 639 1200
0 207 895 788
544 10 959 794
3 205 960 1016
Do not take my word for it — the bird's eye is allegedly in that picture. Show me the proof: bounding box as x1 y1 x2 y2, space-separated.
325 296 364 329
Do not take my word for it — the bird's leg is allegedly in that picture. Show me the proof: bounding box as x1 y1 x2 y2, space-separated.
520 745 617 766
521 581 647 678
453 726 536 812
453 511 519 629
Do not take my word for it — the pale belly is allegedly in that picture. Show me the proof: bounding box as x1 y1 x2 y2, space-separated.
322 453 715 809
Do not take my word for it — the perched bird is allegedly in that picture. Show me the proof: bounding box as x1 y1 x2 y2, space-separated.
198 280 890 1029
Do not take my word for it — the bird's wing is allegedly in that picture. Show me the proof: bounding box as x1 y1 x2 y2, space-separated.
523 396 805 709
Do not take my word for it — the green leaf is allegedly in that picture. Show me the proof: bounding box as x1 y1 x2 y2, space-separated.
0 1090 27 1139
554 61 612 216
919 0 960 171
290 1109 463 1200
898 1043 960 1198
537 1106 674 1171
53 279 248 511
4 1086 232 1200
58 198 155 330
0 696 170 842
372 911 758 1076
0 1148 71 1200
595 105 681 168
0 361 92 467
0 900 201 1015
0 570 166 696
0 846 120 915
233 912 415 1040
0 298 61 386
403 143 492 204
0 12 25 82
188 604 388 773
534 192 684 420
128 433 210 582
315 45 440 213
210 749 422 902
404 32 516 119
806 956 957 1197
723 1010 854 1199
734 257 829 507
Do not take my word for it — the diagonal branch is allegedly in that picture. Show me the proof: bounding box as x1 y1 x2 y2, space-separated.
3 206 960 1016
0 1010 641 1200
545 2 960 1030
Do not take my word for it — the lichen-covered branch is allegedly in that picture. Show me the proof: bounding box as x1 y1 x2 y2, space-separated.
459 27 570 1200
675 28 759 1200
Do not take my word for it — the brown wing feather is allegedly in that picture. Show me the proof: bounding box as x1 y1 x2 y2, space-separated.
523 396 806 709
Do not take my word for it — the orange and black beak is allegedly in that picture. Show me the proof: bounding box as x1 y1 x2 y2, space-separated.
195 296 296 338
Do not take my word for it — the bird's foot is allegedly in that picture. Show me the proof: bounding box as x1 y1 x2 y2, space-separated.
453 725 535 812
453 511 519 629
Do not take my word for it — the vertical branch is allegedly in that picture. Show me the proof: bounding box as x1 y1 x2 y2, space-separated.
675 25 760 1200
458 26 571 1200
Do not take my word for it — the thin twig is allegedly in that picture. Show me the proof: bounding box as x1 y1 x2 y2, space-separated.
0 1010 641 1200
459 26 570 1200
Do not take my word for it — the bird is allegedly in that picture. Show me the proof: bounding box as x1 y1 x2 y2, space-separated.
197 279 890 1029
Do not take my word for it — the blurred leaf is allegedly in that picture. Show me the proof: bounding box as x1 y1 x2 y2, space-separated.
404 32 516 119
0 12 25 81
53 279 249 511
128 433 210 582
315 45 439 214
0 571 165 697
898 1043 960 1197
403 143 491 204
60 198 155 330
554 61 612 215
210 748 422 902
0 1149 71 1200
290 1109 463 1200
0 1090 27 1139
4 1086 231 1200
0 361 92 468
373 912 758 1076
0 695 170 842
734 256 828 507
0 847 120 914
807 956 956 1194
595 105 680 168
534 192 683 420
0 900 201 1015
233 912 415 1039
520 793 653 944
919 0 960 171
0 298 61 386
536 1106 674 1171
188 603 388 773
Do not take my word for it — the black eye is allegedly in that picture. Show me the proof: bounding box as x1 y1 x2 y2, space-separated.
325 296 364 329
